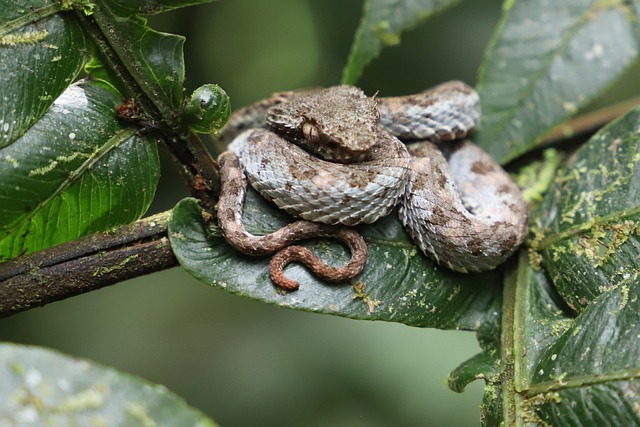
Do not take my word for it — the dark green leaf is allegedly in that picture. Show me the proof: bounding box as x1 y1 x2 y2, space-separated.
106 0 215 15
475 0 639 163
341 0 460 85
526 276 640 425
169 196 501 330
478 250 640 425
91 0 186 116
532 106 640 312
0 81 160 261
0 343 217 426
479 383 503 427
448 284 502 393
0 1 87 148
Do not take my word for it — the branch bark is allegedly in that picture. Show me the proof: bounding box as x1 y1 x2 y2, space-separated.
0 211 177 318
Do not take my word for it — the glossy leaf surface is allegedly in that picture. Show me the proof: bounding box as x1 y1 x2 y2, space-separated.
92 0 187 116
169 196 501 330
0 82 160 261
0 1 87 148
475 0 639 163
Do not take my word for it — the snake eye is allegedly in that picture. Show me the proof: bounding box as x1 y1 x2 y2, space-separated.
302 121 321 142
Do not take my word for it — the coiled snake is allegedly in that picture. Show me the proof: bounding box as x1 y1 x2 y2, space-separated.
217 82 528 290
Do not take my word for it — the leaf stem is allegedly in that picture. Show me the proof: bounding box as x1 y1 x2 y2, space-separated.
0 211 177 318
499 254 523 426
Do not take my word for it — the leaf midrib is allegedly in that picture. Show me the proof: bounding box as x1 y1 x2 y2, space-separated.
0 4 62 37
525 368 640 395
535 206 640 249
1 127 137 240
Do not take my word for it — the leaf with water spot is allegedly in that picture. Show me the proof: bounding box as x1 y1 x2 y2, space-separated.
475 0 640 163
0 0 87 149
0 343 217 426
0 81 160 261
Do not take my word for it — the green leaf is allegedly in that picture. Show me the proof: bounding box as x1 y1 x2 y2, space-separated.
448 350 500 393
341 0 460 85
526 281 640 425
515 259 640 425
169 196 501 330
532 106 640 312
475 0 640 163
0 1 87 148
106 0 216 15
91 0 186 117
0 343 217 426
0 81 160 261
472 251 640 425
448 286 503 394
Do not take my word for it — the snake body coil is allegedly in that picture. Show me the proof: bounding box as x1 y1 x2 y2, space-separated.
218 81 528 288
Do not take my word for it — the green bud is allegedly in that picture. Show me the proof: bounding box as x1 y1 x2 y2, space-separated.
182 84 231 134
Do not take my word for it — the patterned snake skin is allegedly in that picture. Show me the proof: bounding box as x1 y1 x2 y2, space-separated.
217 81 528 288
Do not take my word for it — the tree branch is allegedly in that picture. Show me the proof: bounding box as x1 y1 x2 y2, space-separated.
0 212 177 318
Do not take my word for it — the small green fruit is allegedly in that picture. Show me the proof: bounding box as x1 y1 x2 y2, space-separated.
182 84 231 134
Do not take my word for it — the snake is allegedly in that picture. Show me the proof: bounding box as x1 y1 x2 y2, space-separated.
216 81 528 290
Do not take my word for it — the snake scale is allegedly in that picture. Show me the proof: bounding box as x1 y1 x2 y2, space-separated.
216 81 528 290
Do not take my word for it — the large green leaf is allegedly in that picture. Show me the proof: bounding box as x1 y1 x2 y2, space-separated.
0 343 217 426
451 251 640 425
169 196 502 330
528 281 640 425
518 256 638 425
475 0 640 163
0 81 160 261
90 0 187 118
341 0 460 85
0 0 87 148
532 106 640 312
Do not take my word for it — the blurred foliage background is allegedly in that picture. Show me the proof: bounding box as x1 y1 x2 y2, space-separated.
1 0 514 425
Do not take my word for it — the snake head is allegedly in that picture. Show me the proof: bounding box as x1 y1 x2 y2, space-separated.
266 85 380 163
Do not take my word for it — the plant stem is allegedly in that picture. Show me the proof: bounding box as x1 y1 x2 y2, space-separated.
0 212 177 318
75 7 220 211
